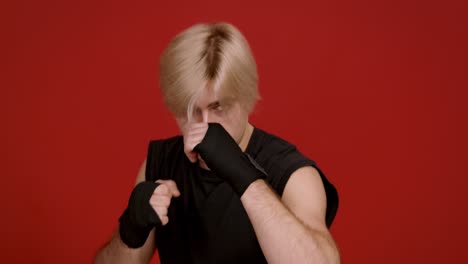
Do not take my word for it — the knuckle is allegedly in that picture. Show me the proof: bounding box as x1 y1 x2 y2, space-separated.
160 197 170 207
155 207 166 217
158 196 171 206
149 196 158 204
159 207 168 215
166 180 176 189
155 184 169 195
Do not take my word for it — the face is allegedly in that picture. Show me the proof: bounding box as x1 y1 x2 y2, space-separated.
175 86 250 146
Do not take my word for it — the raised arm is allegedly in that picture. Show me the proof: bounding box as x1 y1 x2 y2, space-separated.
194 123 340 263
241 166 340 263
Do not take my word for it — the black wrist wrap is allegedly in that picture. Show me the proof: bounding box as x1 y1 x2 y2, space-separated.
119 181 161 248
194 123 266 196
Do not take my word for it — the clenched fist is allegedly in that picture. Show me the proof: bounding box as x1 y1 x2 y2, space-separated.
151 179 180 225
119 180 180 248
182 122 209 163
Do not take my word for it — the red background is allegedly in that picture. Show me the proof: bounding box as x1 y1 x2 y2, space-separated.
2 0 467 263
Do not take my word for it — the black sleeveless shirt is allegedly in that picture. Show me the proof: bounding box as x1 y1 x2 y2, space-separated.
145 127 338 264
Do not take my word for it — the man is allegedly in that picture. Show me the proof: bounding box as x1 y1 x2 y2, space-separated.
95 22 339 264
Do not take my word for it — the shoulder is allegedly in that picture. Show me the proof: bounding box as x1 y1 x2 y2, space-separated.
248 127 311 167
149 135 184 153
247 127 298 154
145 135 185 182
247 127 317 195
147 135 184 162
134 135 184 185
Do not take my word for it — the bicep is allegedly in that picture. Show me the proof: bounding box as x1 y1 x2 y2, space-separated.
135 159 147 186
281 166 328 232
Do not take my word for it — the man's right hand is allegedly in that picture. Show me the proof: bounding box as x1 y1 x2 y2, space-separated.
151 180 181 225
119 179 180 248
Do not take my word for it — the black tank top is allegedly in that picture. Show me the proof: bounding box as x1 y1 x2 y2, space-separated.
145 127 338 264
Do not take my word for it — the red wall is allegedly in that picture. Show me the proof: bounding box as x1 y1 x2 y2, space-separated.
3 0 467 263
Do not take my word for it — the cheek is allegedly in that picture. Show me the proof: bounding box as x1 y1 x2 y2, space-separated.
221 108 248 142
175 118 188 135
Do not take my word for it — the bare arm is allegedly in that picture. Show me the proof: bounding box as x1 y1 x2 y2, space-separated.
240 166 340 264
94 159 156 264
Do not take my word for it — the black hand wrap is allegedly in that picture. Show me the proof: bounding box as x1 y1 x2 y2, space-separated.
119 181 161 248
194 123 266 196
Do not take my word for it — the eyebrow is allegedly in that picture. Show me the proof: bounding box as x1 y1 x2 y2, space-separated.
207 101 221 108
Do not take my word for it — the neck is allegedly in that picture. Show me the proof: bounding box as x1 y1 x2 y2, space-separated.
238 122 254 152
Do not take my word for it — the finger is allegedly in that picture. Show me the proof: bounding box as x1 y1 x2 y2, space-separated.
187 127 208 136
186 122 208 130
149 195 170 207
185 152 198 163
164 180 181 197
155 180 181 197
156 179 172 184
160 216 169 226
185 129 208 139
184 142 200 154
185 136 207 150
184 130 208 142
183 137 202 151
184 133 207 146
153 183 169 196
184 126 207 137
154 206 168 218
184 142 201 161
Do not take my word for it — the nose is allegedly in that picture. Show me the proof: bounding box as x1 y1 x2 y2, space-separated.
202 110 209 123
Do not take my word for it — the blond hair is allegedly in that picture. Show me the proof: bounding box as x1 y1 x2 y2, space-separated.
159 22 259 119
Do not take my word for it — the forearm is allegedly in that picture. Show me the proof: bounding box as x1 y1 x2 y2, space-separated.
241 180 339 264
94 229 155 264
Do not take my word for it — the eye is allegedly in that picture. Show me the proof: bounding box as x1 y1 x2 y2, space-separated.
215 104 223 111
208 102 222 111
192 107 202 118
209 103 225 116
